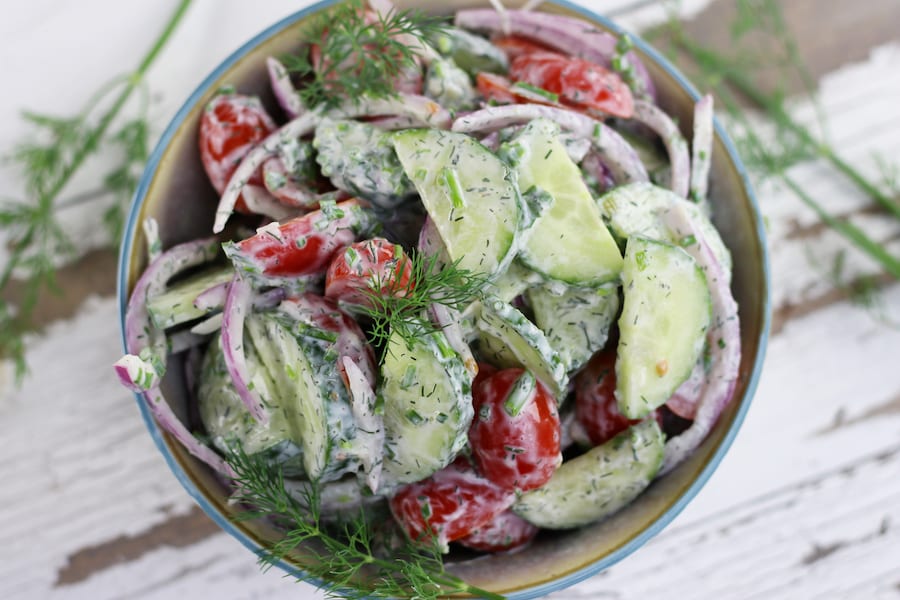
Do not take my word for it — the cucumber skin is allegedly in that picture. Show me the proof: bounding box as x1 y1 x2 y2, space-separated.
512 419 664 529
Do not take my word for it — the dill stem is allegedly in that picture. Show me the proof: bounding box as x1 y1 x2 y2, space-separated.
780 175 900 279
671 34 900 221
0 0 192 299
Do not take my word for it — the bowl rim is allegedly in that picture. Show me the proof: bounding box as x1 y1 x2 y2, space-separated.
117 1 771 597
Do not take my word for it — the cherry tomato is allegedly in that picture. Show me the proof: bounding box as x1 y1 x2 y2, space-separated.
309 10 423 96
473 361 498 392
509 52 634 119
227 199 373 279
468 368 561 492
199 92 276 212
389 457 515 548
325 238 413 309
491 35 555 60
575 350 642 446
457 509 539 553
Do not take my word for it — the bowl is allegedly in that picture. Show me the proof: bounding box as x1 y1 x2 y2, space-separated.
117 1 770 597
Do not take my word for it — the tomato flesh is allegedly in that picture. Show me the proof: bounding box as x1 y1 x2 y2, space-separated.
389 457 514 548
230 199 373 278
491 35 555 60
509 52 634 119
468 368 561 492
457 509 539 553
325 237 413 309
575 350 642 446
199 92 276 212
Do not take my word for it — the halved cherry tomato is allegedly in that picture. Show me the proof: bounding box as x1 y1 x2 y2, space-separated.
575 350 642 446
309 10 423 96
227 199 374 279
457 509 539 553
491 35 555 60
389 457 514 548
199 93 276 213
468 368 561 492
325 237 413 309
509 52 634 119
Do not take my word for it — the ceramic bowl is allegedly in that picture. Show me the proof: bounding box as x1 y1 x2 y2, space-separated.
118 1 770 597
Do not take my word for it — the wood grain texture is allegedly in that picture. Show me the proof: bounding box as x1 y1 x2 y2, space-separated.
2 0 900 599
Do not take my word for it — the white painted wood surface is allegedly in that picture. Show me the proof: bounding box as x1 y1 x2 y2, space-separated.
2 1 899 599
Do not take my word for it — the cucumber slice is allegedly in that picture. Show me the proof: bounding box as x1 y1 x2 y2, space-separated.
147 266 233 329
475 297 568 398
512 419 664 529
379 326 474 485
485 260 543 303
246 314 358 482
393 129 521 279
616 237 711 419
599 182 732 282
504 118 622 285
198 334 293 457
528 282 620 373
428 26 509 76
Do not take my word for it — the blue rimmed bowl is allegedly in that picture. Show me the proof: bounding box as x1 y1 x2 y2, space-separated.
118 1 770 597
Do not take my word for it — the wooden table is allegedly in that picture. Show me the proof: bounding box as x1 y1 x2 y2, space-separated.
2 1 899 598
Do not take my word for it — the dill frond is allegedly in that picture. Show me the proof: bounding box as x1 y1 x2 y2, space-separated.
282 0 448 109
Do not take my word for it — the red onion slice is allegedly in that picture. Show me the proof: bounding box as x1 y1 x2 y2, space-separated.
690 94 714 207
221 274 270 424
633 99 690 198
266 57 305 119
660 202 741 474
342 356 385 493
455 9 655 99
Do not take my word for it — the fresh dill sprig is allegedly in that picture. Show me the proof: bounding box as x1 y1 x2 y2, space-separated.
282 0 447 109
357 252 489 352
0 0 191 380
224 445 505 599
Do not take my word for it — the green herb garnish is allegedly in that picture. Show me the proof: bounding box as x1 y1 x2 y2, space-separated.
357 252 489 353
0 0 192 381
225 445 504 599
283 0 448 110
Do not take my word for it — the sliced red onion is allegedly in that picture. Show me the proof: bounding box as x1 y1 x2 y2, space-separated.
452 104 648 184
261 156 320 209
342 356 385 493
114 354 161 393
580 151 616 193
429 303 477 377
690 94 714 208
329 93 451 129
189 313 223 336
666 359 704 420
221 274 270 424
455 9 654 99
633 99 690 198
214 111 322 233
241 183 302 222
266 57 305 119
660 202 741 474
193 282 228 312
144 386 233 476
124 236 221 360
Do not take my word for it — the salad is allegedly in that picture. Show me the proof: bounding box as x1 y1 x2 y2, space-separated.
115 0 741 560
